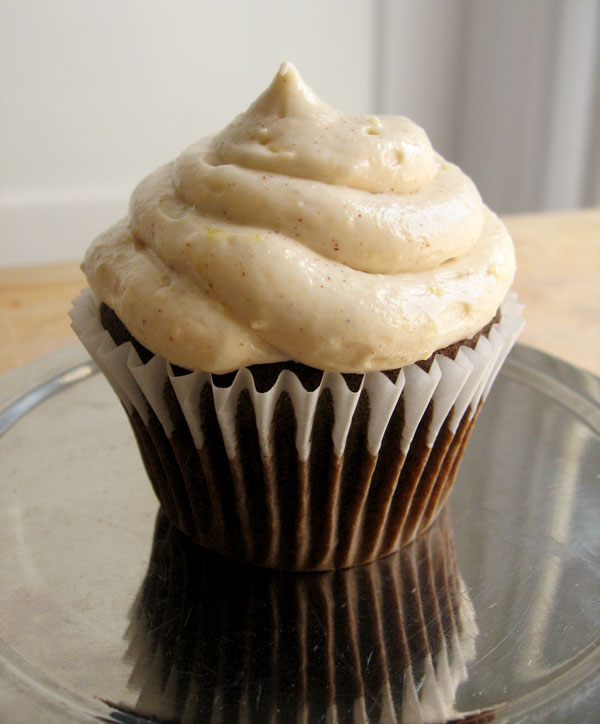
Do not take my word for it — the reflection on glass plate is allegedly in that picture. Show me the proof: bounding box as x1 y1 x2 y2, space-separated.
0 344 599 723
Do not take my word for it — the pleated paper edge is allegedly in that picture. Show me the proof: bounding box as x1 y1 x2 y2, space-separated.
70 288 524 464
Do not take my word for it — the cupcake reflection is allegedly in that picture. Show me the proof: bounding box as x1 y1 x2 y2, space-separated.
120 507 478 723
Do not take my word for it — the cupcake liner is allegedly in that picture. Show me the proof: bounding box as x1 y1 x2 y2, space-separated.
70 289 524 570
116 507 478 724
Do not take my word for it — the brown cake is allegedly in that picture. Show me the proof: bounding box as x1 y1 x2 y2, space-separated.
92 300 507 570
71 63 523 570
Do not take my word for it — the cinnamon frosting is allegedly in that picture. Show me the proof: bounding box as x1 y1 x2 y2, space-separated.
83 63 515 373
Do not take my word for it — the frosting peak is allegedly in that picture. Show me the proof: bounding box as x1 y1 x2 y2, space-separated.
83 64 515 373
209 62 438 195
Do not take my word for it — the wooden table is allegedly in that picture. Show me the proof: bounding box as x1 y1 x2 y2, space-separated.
1 209 599 378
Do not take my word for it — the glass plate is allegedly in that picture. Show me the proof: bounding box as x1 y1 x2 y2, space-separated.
0 344 599 724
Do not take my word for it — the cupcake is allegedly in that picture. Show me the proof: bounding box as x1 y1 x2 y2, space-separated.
71 63 523 571
117 508 480 724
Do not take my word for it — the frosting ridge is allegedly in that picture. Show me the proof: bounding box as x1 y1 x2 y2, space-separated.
83 62 515 373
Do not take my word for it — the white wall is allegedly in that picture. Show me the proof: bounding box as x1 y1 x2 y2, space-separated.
1 0 598 268
0 0 377 266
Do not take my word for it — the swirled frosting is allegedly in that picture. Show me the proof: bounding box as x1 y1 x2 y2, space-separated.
83 63 515 373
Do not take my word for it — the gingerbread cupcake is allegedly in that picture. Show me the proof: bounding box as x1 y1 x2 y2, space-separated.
71 63 523 570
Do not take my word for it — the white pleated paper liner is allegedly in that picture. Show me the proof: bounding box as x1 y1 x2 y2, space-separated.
70 288 524 571
120 507 478 724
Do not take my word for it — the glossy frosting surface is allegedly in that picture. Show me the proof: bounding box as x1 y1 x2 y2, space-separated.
83 63 515 372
